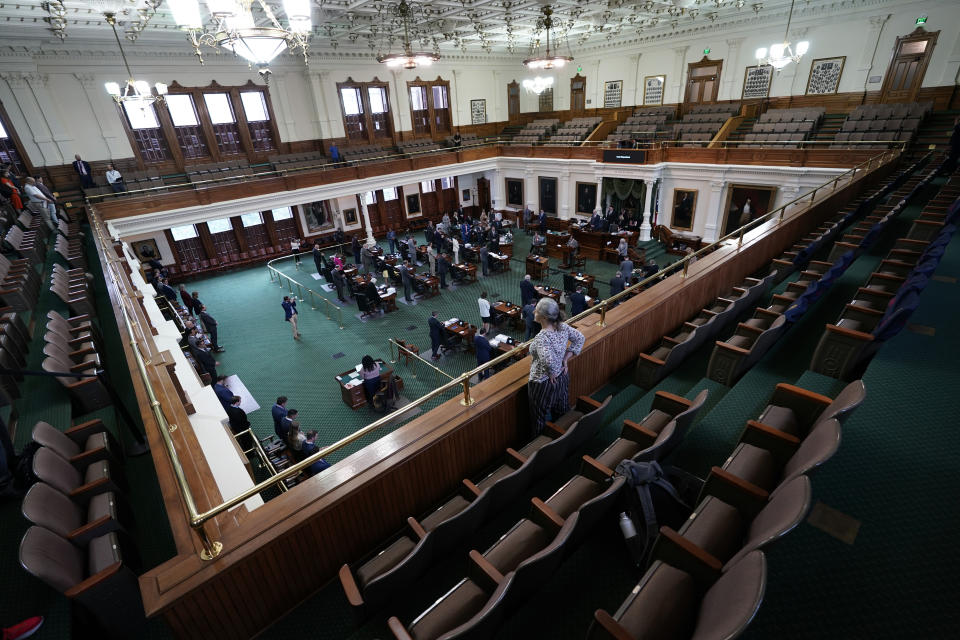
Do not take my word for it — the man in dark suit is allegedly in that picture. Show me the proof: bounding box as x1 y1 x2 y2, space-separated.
179 284 195 315
331 267 347 303
72 154 94 188
399 260 413 303
301 431 331 477
428 310 448 360
198 305 223 352
590 210 603 230
609 271 625 297
474 326 493 380
522 301 538 341
272 397 288 439
157 278 178 303
437 253 450 289
520 274 537 306
277 409 297 442
212 375 233 407
194 346 219 382
619 257 634 281
312 244 327 281
225 396 253 451
479 245 489 277
569 285 588 316
363 279 382 313
538 210 547 234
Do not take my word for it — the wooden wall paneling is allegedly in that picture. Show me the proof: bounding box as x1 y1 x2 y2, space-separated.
164 228 183 266
196 220 216 259
262 210 279 247
189 87 223 163
230 216 248 253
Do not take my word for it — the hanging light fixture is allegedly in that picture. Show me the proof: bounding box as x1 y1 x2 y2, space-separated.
523 5 573 70
755 0 809 70
522 76 554 95
102 12 168 105
169 0 311 79
376 1 440 69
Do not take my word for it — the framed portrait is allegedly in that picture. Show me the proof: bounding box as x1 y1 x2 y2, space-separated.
742 65 773 99
505 178 524 207
406 193 421 216
462 188 471 201
470 98 487 125
643 75 666 106
806 56 846 95
304 200 332 232
721 184 777 235
576 182 598 214
604 80 623 108
670 188 697 231
342 207 358 225
133 238 161 263
538 176 558 214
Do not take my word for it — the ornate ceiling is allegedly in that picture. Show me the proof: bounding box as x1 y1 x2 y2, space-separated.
0 0 893 62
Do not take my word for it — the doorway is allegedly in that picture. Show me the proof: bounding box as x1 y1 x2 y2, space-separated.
571 74 586 113
507 81 520 122
880 27 939 103
477 177 491 211
684 56 723 107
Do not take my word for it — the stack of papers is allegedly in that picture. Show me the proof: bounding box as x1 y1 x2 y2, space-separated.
345 380 360 389
445 318 459 326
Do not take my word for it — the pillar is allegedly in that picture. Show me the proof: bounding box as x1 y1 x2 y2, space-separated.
722 38 744 101
703 181 725 243
359 197 375 244
640 180 653 241
671 46 690 104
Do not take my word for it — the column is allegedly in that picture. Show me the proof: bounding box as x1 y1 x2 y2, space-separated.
558 169 571 219
525 168 537 212
631 54 643 106
722 38 744 101
857 15 891 89
25 73 73 163
359 197 375 244
491 168 504 209
671 45 690 104
595 174 604 218
271 73 298 142
640 180 653 241
703 181 725 243
74 73 129 159
1 73 60 165
308 71 340 139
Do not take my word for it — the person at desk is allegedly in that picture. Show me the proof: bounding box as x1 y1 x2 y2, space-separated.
363 278 382 313
617 237 629 260
332 253 345 270
590 209 603 230
437 253 450 289
360 355 381 404
272 396 288 440
475 326 492 381
451 236 460 264
566 235 579 257
531 231 546 256
399 260 414 303
609 271 626 297
428 310 449 360
569 285 588 316
520 274 537 306
527 297 585 436
478 291 491 332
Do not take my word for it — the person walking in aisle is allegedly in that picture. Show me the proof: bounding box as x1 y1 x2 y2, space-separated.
281 295 301 340
478 291 492 332
291 237 301 266
522 300 538 341
399 260 414 303
437 253 450 289
479 244 489 277
527 298 585 435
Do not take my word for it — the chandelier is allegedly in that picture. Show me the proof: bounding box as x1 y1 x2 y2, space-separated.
103 12 168 105
522 76 554 95
755 0 809 70
169 0 311 78
523 5 572 70
376 1 440 69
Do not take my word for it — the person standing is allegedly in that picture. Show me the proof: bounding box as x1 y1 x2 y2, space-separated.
406 235 417 264
399 260 414 303
331 267 347 303
105 164 126 192
291 237 301 266
271 396 288 440
301 432 331 476
387 227 397 254
22 178 57 230
617 237 629 261
427 244 438 275
479 244 489 277
475 326 493 381
522 301 538 341
179 284 195 315
451 236 460 264
360 355 382 404
527 298 585 435
478 292 491 332
225 396 253 451
619 256 634 280
212 375 233 407
198 305 224 352
72 154 94 188
351 235 362 268
609 271 625 297
191 291 204 313
281 295 301 340
569 285 588 316
312 243 326 281
437 253 450 289
278 410 298 445
428 310 447 360
194 344 219 382
538 210 547 235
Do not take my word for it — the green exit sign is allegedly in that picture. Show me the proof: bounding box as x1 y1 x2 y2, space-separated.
916 15 927 25
703 48 711 55
577 65 582 73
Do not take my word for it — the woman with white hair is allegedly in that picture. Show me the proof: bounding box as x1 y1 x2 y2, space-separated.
527 297 585 435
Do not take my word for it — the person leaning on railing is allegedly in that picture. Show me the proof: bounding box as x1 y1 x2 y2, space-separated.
527 297 585 436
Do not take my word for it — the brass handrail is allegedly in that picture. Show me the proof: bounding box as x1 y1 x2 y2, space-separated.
265 257 344 329
89 148 898 560
388 338 456 387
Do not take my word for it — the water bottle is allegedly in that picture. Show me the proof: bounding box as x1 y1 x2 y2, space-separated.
618 511 644 567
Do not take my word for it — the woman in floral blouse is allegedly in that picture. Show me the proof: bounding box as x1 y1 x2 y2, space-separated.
527 297 585 434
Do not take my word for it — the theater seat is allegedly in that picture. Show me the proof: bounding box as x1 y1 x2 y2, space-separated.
21 482 125 547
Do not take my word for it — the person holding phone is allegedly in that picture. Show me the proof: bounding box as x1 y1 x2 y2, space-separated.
282 295 301 340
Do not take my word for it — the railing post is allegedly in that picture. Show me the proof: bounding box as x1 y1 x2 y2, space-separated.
338 305 344 329
389 339 397 364
682 259 689 278
308 290 316 310
778 207 785 223
596 302 606 327
296 282 303 299
286 276 293 293
460 377 475 406
737 227 744 249
194 522 223 561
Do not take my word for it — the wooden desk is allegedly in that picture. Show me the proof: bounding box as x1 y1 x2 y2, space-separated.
336 361 393 410
545 231 570 260
416 245 429 263
414 273 440 298
534 285 563 308
443 318 476 352
526 255 549 279
489 252 511 273
451 263 477 283
571 272 599 299
497 242 514 258
571 228 638 260
493 300 521 330
342 265 358 280
462 245 480 264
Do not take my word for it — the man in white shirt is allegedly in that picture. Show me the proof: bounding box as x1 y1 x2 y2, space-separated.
23 177 57 231
451 236 460 264
478 292 491 332
105 163 126 192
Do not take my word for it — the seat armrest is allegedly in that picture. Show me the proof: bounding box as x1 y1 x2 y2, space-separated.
338 565 365 608
505 447 527 467
592 610 634 640
703 466 769 517
69 446 109 469
741 420 802 462
64 562 122 598
768 383 833 428
407 516 427 540
462 478 482 498
654 526 723 587
651 390 692 416
65 418 107 444
544 421 565 437
825 324 874 341
580 455 615 482
468 550 504 592
66 515 119 547
387 617 413 640
530 497 565 536
638 352 665 366
715 340 749 355
576 395 604 412
622 420 657 447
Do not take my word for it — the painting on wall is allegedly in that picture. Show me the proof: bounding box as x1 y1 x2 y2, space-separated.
462 189 471 201
342 207 358 225
741 65 773 99
576 182 598 214
603 80 623 108
132 238 162 264
722 185 777 235
505 178 524 207
806 56 846 95
470 99 487 125
643 75 665 106
303 200 332 233
670 188 697 231
406 193 421 216
539 177 558 214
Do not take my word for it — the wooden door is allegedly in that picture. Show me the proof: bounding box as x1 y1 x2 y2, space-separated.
684 57 722 107
507 81 520 122
570 74 586 113
880 27 939 103
477 177 491 211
